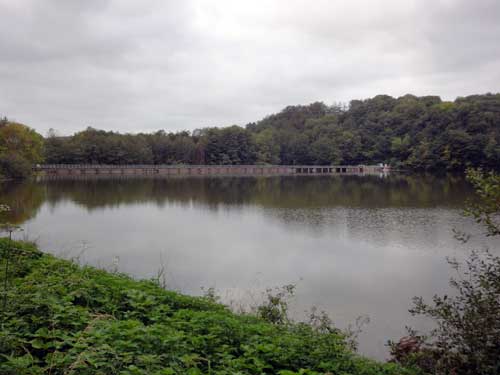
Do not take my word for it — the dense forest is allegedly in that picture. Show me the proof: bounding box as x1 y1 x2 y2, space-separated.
2 93 500 178
44 93 500 171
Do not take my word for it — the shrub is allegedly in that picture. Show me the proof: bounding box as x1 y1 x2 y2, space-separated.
391 253 500 374
391 169 500 375
0 154 33 179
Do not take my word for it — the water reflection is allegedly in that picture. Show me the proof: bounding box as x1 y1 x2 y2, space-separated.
1 174 474 218
0 174 496 360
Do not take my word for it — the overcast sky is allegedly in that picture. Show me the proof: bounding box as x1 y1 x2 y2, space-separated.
1 0 499 135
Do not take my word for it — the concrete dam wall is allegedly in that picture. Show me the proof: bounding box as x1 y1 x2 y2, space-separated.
36 164 388 177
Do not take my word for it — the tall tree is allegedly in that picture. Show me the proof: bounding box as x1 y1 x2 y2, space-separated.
0 121 44 179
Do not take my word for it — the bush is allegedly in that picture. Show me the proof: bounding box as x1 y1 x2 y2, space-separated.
391 252 500 375
0 154 33 179
391 169 500 375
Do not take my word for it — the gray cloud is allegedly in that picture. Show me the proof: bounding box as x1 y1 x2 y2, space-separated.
0 0 499 135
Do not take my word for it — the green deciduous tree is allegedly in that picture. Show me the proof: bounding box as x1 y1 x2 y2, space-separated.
0 121 44 179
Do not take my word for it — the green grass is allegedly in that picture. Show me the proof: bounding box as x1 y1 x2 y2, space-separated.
0 239 417 374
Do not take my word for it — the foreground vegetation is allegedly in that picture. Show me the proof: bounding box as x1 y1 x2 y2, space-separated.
389 170 500 375
0 239 416 375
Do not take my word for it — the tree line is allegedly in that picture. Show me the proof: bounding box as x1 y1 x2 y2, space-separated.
44 93 500 170
1 93 499 178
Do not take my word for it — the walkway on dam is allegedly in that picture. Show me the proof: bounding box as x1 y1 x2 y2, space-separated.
36 164 388 177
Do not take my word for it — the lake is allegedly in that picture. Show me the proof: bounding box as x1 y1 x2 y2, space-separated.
1 174 498 359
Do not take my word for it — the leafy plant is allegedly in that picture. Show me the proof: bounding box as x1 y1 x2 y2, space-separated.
464 168 500 237
256 284 296 325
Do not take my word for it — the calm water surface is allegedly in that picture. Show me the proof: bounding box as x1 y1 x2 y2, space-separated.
2 174 499 359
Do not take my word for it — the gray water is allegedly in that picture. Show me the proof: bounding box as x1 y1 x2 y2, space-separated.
1 174 498 359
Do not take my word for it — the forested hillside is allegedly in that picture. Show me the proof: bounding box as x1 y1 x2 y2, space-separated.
41 93 500 171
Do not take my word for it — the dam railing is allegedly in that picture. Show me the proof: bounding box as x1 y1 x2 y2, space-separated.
35 164 388 177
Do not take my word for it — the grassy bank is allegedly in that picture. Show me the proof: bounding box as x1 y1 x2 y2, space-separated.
0 239 416 375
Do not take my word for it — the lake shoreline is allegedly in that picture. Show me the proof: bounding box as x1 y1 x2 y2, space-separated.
0 238 416 374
